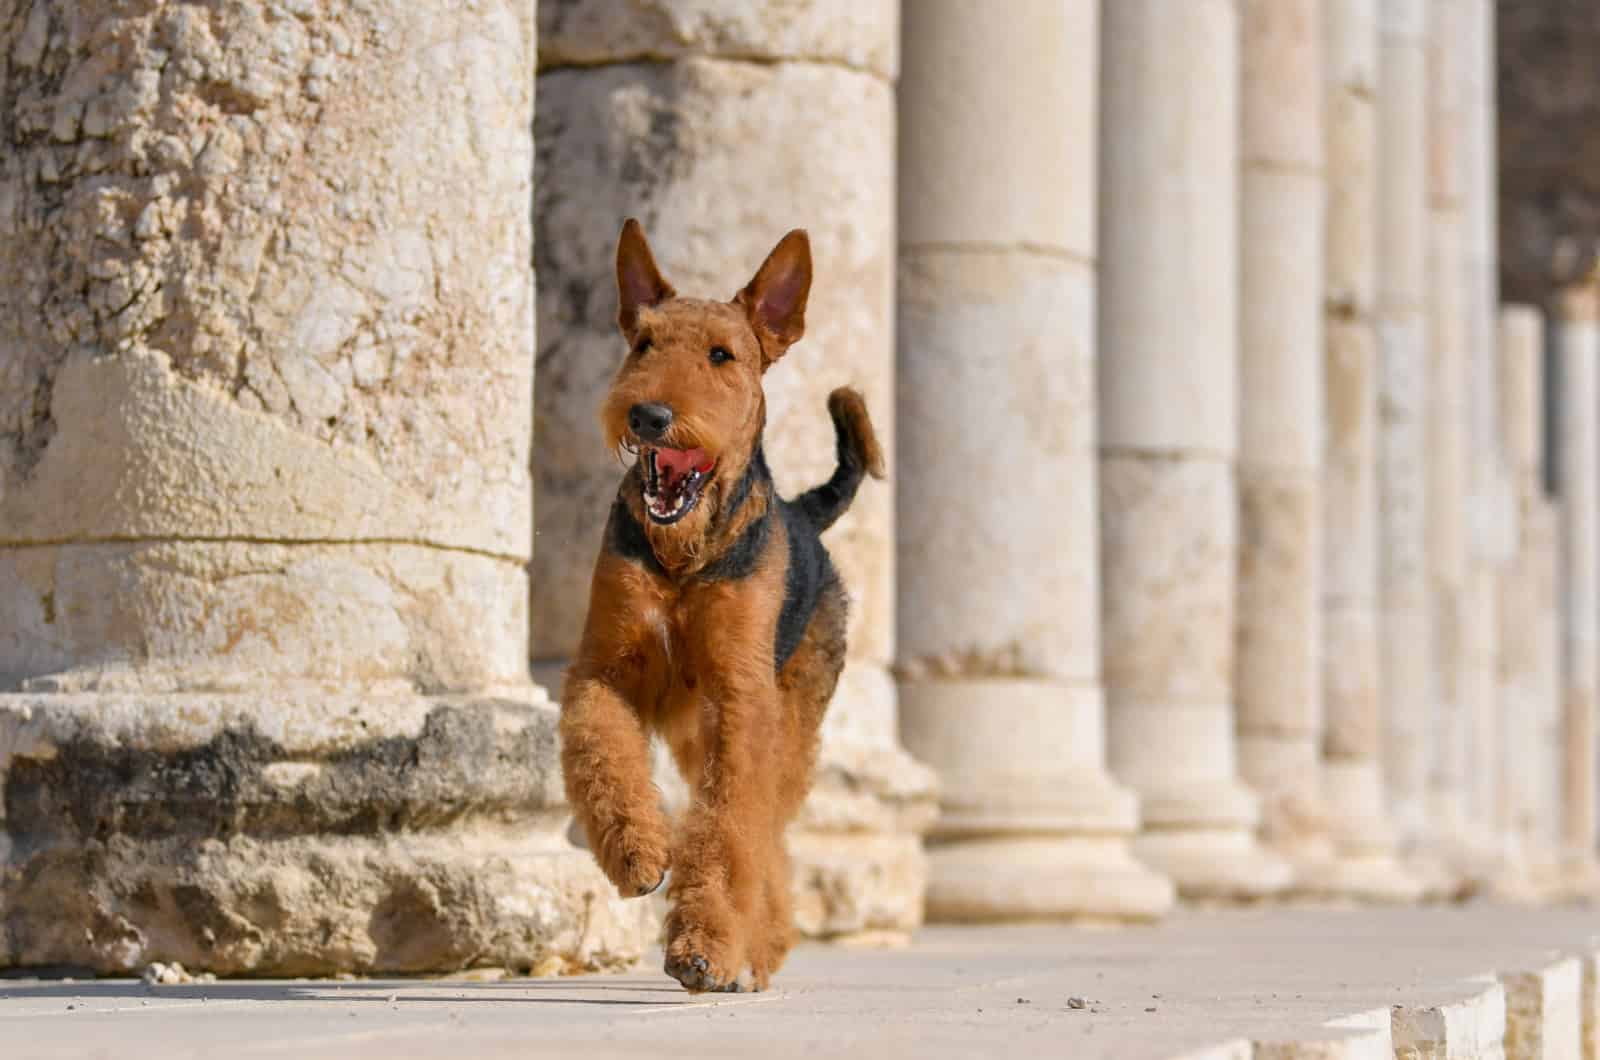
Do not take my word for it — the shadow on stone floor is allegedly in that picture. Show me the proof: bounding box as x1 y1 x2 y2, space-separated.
0 978 697 1006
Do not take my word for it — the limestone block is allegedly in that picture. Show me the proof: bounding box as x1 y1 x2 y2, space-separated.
1499 307 1545 476
1581 951 1599 1060
0 691 652 975
787 734 937 939
1101 455 1236 703
0 542 527 693
1242 0 1324 171
898 0 1096 255
1241 170 1326 468
1324 0 1379 315
1379 314 1432 612
0 0 536 549
1256 1008 1393 1060
1324 603 1382 756
1323 317 1380 605
1390 976 1508 1059
899 680 1135 836
1377 23 1429 310
1098 0 1240 455
1380 607 1435 835
537 0 898 78
923 834 1174 923
896 253 1098 683
1236 469 1323 738
1426 0 1466 209
1501 958 1583 1060
532 58 894 665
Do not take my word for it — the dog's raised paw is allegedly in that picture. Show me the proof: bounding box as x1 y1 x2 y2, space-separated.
664 952 752 994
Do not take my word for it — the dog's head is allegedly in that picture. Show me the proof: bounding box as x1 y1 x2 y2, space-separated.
600 219 810 530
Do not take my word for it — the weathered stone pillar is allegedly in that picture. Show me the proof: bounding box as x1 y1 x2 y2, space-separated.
1318 0 1423 901
534 1 936 940
895 0 1173 923
1554 281 1600 896
1461 0 1518 854
1099 0 1291 899
1495 305 1560 899
0 2 652 974
1423 0 1478 877
1235 0 1333 880
1375 0 1449 893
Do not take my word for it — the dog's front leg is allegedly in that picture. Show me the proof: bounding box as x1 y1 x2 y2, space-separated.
663 675 782 993
559 674 672 898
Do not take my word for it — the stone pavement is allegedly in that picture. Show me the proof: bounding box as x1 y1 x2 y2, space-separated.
3 906 1597 1060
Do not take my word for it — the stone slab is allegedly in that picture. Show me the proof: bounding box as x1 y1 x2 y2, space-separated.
3 907 1599 1059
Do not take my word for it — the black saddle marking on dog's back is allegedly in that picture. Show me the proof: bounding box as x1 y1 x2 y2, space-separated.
774 499 835 672
605 493 665 577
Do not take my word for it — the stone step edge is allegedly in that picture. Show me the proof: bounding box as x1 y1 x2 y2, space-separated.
1174 949 1600 1059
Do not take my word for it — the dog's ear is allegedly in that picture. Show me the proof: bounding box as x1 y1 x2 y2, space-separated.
616 218 675 336
736 229 811 366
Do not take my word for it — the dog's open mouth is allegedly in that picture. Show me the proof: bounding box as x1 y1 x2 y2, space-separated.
642 446 715 524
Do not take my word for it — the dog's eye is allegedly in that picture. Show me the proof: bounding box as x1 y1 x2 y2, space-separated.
708 346 733 365
633 337 653 356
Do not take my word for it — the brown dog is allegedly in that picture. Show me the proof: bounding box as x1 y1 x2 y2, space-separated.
558 219 884 993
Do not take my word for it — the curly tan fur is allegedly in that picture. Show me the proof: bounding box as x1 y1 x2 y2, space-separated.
560 220 881 993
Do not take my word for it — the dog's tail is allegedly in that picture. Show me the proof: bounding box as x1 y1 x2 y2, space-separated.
795 387 886 532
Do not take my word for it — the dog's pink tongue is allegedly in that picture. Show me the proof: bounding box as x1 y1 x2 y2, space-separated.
655 447 712 482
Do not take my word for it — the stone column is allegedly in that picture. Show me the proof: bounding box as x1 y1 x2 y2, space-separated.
1461 0 1518 855
1318 0 1423 900
534 1 936 940
1554 281 1600 896
1495 305 1559 899
0 2 652 974
894 0 1173 922
1235 0 1333 879
1423 0 1478 876
1375 0 1449 893
1099 0 1292 899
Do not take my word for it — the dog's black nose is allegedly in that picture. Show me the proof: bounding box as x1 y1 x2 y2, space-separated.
628 402 674 442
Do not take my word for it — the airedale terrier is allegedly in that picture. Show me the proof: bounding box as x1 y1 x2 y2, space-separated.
559 219 884 993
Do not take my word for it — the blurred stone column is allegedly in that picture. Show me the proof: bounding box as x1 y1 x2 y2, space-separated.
1423 0 1478 878
1554 281 1600 896
1318 0 1422 900
1495 305 1559 899
1375 0 1450 894
1099 0 1292 899
0 2 653 974
895 0 1173 923
1235 0 1334 880
1461 0 1517 853
534 0 936 940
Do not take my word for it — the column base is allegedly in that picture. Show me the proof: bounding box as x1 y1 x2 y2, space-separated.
1554 851 1600 903
923 835 1174 923
787 724 940 939
1314 758 1424 901
0 686 656 975
1133 828 1294 901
